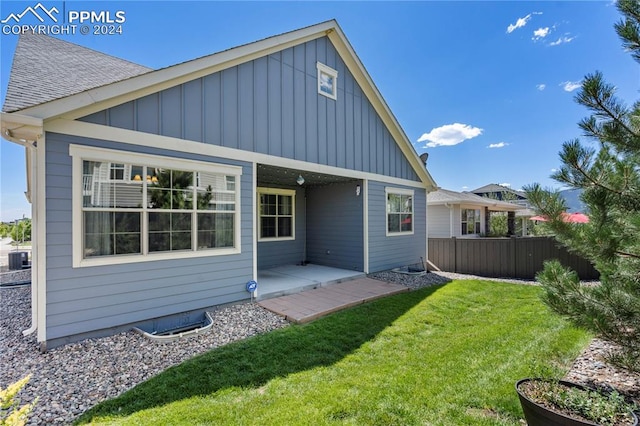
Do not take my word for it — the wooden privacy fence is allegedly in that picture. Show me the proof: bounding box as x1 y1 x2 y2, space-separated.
428 236 599 280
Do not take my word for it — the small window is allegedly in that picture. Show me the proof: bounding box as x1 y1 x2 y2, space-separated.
258 188 295 241
317 62 338 100
462 209 481 235
386 188 414 235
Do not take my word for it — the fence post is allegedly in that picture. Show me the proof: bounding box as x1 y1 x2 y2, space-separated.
510 236 517 278
452 237 457 273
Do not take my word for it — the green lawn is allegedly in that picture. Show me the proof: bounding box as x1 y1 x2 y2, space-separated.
77 280 591 425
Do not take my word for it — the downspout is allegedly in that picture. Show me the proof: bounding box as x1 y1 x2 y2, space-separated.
1 113 44 340
35 133 47 350
22 145 37 336
444 203 454 237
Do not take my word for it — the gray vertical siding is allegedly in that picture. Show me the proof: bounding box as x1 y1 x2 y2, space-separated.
79 37 420 182
368 181 427 273
44 132 254 344
256 186 306 269
306 182 364 271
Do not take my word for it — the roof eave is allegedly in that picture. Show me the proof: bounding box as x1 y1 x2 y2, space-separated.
15 20 338 121
11 19 437 189
326 25 437 190
1 112 43 147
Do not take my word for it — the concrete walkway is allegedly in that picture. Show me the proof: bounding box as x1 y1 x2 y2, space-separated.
258 277 409 323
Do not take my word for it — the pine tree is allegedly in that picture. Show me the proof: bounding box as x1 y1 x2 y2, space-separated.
525 0 640 371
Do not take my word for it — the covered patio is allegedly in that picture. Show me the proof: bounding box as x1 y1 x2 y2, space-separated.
256 264 365 300
256 164 366 299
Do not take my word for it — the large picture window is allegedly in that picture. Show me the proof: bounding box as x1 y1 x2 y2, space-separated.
258 188 295 241
462 208 481 235
72 145 241 267
386 188 413 235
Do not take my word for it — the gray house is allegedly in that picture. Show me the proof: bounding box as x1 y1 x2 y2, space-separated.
1 20 437 350
427 188 522 237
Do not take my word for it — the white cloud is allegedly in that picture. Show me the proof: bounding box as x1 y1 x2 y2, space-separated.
506 12 542 34
499 182 512 188
561 80 582 92
507 14 532 33
549 35 575 46
488 142 509 149
536 83 546 91
532 27 550 41
462 186 469 190
551 168 558 172
417 123 483 148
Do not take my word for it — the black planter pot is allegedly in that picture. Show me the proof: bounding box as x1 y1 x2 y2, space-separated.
515 378 638 426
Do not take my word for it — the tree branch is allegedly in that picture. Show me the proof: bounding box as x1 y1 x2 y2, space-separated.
615 250 640 259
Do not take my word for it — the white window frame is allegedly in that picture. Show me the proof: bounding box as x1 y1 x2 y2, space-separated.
461 207 481 235
257 187 296 242
70 144 242 268
385 187 414 237
316 62 338 101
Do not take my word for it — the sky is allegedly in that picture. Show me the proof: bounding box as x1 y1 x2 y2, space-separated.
0 0 638 222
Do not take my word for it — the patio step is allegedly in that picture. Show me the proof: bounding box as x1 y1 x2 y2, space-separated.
258 277 409 324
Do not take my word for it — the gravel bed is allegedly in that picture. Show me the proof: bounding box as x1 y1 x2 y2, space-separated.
1 285 289 425
0 268 32 285
368 270 453 289
2 270 637 424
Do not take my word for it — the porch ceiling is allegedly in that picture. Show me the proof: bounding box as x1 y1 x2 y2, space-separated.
257 164 358 187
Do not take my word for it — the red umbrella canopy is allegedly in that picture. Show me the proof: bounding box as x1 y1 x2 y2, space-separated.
562 212 589 223
529 213 589 223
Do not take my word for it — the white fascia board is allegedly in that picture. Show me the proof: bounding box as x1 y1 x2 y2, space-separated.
488 203 525 212
327 27 438 191
427 201 457 206
18 22 338 121
21 19 437 190
46 119 427 190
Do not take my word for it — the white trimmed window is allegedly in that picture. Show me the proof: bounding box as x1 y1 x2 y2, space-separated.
258 188 295 241
71 145 242 267
386 187 414 235
462 208 481 235
317 62 338 100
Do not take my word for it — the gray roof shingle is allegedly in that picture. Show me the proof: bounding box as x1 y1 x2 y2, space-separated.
428 188 523 211
471 183 527 199
2 33 152 113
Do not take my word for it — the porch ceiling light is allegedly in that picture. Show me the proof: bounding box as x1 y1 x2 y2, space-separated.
296 175 305 186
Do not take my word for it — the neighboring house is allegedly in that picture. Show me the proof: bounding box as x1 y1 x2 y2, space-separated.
427 188 523 238
1 20 437 350
471 183 530 208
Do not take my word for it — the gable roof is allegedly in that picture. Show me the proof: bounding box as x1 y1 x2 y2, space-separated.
1 20 436 189
2 33 152 113
471 183 527 199
428 188 523 212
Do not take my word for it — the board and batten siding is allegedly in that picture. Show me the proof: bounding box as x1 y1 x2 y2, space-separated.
257 186 306 269
306 181 364 271
427 205 452 238
368 181 426 273
79 37 419 182
44 132 254 345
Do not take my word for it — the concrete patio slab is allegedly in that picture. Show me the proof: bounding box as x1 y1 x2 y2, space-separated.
257 264 365 300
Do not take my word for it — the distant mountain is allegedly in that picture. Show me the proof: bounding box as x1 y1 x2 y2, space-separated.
559 189 586 213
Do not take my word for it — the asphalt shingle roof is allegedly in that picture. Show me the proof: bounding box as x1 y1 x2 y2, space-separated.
2 33 152 113
471 183 527 199
428 188 523 211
